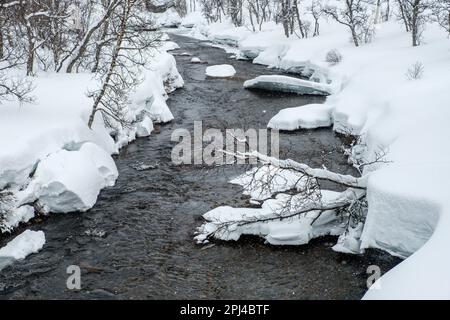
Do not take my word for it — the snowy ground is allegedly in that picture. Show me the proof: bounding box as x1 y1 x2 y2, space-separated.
0 39 184 242
181 9 450 299
0 230 45 268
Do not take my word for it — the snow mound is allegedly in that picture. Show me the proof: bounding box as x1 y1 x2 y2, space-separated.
205 64 236 78
136 115 154 138
19 144 118 213
78 142 119 187
268 104 333 130
244 75 332 96
0 230 45 261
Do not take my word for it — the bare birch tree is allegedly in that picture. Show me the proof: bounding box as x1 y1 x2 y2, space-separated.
323 0 376 47
87 0 160 130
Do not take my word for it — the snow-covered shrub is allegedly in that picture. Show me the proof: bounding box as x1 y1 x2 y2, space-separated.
325 49 343 65
406 61 425 80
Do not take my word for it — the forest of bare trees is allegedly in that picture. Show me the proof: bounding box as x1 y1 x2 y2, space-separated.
0 0 164 131
195 0 448 46
1 0 449 124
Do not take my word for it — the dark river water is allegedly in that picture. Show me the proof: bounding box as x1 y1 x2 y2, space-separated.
0 34 400 299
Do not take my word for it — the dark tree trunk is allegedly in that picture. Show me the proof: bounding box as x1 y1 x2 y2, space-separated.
0 27 3 59
398 0 410 32
88 1 130 129
26 26 35 76
293 0 305 38
411 0 420 46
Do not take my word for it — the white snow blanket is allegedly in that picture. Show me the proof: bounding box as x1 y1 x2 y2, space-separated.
244 75 332 96
268 104 333 130
0 230 45 260
181 12 206 29
186 7 450 298
205 64 236 78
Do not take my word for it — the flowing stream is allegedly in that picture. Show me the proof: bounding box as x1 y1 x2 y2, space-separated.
0 34 400 299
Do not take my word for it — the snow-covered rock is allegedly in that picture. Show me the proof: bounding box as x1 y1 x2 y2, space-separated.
333 223 364 254
2 205 35 233
205 64 236 78
268 104 333 130
190 57 205 64
19 144 118 213
0 230 45 261
244 75 332 96
78 142 119 187
136 115 154 138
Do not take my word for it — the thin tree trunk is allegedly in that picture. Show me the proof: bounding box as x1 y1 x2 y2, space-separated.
248 7 256 32
91 20 110 73
293 0 305 38
313 17 320 36
411 0 420 46
26 26 34 76
397 0 410 32
385 0 390 21
281 0 290 38
88 1 130 129
351 26 360 47
0 27 3 59
67 0 119 73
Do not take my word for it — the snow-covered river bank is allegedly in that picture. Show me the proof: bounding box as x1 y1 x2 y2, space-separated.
0 35 400 299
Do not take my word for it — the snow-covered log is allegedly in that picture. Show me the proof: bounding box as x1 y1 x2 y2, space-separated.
235 151 367 189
